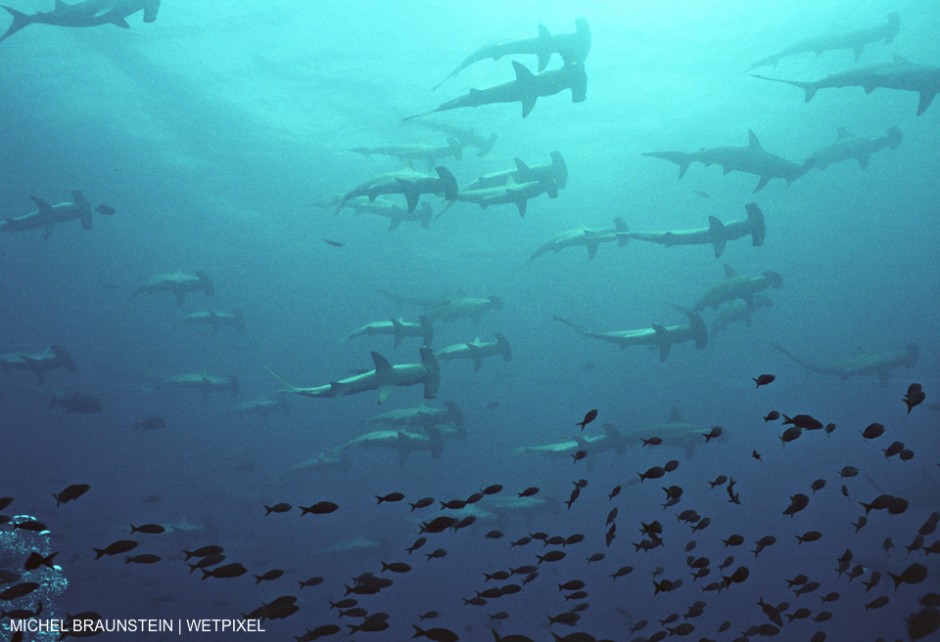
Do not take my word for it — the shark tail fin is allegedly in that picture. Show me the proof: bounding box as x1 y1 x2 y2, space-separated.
751 74 817 102
435 166 459 201
419 315 434 347
0 5 32 41
642 151 694 180
745 202 766 246
265 366 303 393
495 332 512 362
552 315 589 337
419 347 440 400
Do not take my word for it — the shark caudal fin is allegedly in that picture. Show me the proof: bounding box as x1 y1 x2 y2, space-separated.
552 315 590 337
751 74 818 103
0 6 33 42
419 315 434 347
706 216 727 258
420 347 440 400
495 332 512 362
642 151 695 180
435 166 459 201
745 202 766 246
477 133 498 157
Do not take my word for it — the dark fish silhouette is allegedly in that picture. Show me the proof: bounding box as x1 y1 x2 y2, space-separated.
576 409 598 430
53 483 90 506
324 239 344 247
903 383 926 412
754 373 776 387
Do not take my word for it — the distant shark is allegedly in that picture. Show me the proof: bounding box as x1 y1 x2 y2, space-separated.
131 271 214 306
433 18 591 90
229 395 289 419
407 119 498 157
338 197 434 232
0 345 76 384
772 342 918 385
349 137 464 170
752 55 940 115
271 348 440 405
181 310 245 335
553 311 708 362
1 191 113 238
336 425 465 465
618 203 766 258
710 295 774 335
530 217 628 261
425 296 502 324
644 130 806 192
336 167 458 213
155 372 239 399
802 126 902 171
623 407 726 458
344 315 434 348
363 400 463 429
1 0 160 42
405 57 587 120
748 11 899 70
514 423 626 463
435 333 511 371
691 264 783 312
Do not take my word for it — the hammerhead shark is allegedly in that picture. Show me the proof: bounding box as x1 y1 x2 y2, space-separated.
270 348 440 405
1 191 114 238
691 264 783 312
466 152 568 191
553 311 708 362
1 0 160 42
772 342 919 385
348 138 464 170
452 176 557 217
344 315 434 348
644 130 806 192
405 57 587 120
335 196 434 232
748 11 899 70
434 18 591 90
363 400 463 429
802 126 902 171
336 167 458 213
618 203 766 258
752 55 940 116
407 119 498 157
131 271 215 306
0 345 76 384
435 333 511 371
530 217 628 261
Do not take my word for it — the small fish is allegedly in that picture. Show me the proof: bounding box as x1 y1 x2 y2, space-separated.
376 492 405 504
299 501 339 515
752 450 763 462
576 409 598 430
24 551 58 571
571 450 588 463
861 423 885 439
642 437 663 446
902 383 926 413
324 239 344 247
93 539 138 560
134 416 166 431
754 374 776 387
125 554 161 564
518 486 539 498
54 483 90 506
264 502 292 515
130 523 165 535
763 410 780 422
694 190 711 198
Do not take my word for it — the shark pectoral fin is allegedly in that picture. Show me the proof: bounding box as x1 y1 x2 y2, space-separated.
917 91 936 116
508 190 528 217
110 14 131 28
394 179 420 211
467 344 483 372
377 386 393 404
585 237 600 260
652 324 672 362
711 239 727 258
754 175 771 193
520 95 537 118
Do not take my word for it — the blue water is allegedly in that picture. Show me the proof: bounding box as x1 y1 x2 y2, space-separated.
1 1 938 641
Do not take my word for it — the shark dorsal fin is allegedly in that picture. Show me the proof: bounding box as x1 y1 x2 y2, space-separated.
538 24 551 39
723 264 737 278
707 216 724 232
514 157 531 173
668 406 683 423
747 130 762 150
371 352 393 380
512 61 536 85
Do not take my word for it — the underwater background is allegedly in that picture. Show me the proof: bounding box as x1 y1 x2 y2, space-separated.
1 1 938 640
